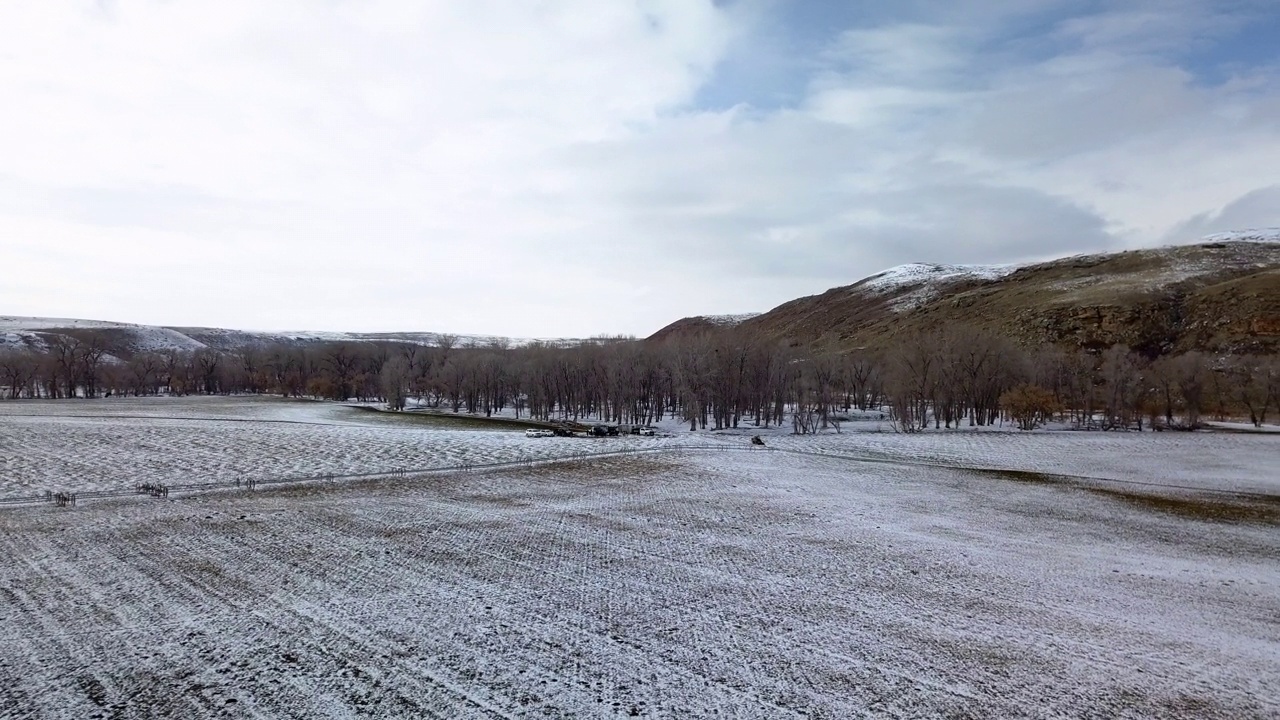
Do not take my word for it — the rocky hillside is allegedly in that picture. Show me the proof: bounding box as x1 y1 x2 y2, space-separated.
650 232 1280 356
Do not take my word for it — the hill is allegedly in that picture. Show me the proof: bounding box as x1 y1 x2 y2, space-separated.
0 318 581 361
646 313 759 343
6 231 1278 360
650 231 1280 355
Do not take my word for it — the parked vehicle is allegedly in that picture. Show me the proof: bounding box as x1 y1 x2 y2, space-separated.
636 427 655 436
525 429 554 438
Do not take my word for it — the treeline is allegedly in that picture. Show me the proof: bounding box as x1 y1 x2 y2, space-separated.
1 327 1278 431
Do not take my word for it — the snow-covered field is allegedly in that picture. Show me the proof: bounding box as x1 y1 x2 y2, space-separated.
0 397 1277 717
4 397 1276 501
0 397 688 501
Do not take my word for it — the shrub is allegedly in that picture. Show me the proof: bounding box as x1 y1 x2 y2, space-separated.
1000 384 1059 431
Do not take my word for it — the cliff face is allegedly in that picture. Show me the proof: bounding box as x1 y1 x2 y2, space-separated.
651 238 1280 356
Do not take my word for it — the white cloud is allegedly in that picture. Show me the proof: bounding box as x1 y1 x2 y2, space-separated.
1163 185 1280 242
0 0 741 335
0 0 1276 337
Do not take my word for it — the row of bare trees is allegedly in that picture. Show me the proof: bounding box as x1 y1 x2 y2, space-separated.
0 340 449 403
2 327 1278 431
882 333 1279 431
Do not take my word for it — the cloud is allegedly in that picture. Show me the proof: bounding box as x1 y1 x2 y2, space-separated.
1162 186 1280 242
0 1 742 335
0 0 1277 337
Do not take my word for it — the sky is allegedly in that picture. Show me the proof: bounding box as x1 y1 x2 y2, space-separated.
1 0 1278 338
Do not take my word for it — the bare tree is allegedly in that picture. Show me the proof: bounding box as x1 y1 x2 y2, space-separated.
77 332 110 398
1172 351 1210 428
381 356 411 411
842 350 879 412
0 350 40 399
126 353 161 397
46 335 82 398
1227 355 1270 427
1265 356 1280 424
323 343 360 400
884 331 939 433
1147 355 1180 429
1100 345 1144 430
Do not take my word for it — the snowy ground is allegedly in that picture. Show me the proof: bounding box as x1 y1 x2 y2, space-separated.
0 397 1277 717
0 397 688 501
3 397 1277 500
411 401 1280 496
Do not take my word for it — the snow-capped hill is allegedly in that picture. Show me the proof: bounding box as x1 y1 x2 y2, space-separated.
853 263 1017 311
646 312 762 342
698 313 760 326
258 330 577 349
859 263 1018 294
0 316 207 353
1 316 124 332
0 316 587 358
736 234 1280 355
1038 232 1280 302
1202 228 1280 244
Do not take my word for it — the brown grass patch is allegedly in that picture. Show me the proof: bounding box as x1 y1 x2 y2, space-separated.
1084 487 1280 524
